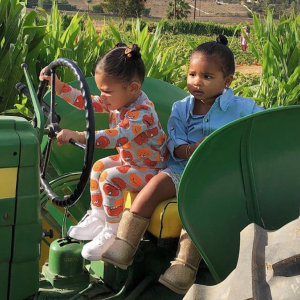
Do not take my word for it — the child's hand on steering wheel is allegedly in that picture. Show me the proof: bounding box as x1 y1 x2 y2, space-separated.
39 66 65 94
56 129 85 146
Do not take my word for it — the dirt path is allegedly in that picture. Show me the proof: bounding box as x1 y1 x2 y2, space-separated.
235 65 262 75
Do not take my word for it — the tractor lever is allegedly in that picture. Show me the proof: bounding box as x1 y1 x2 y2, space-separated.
43 229 54 239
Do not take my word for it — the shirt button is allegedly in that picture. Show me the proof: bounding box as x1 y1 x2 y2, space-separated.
205 118 209 122
171 127 174 130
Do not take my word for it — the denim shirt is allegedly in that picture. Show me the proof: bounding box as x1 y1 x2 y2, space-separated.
167 88 264 174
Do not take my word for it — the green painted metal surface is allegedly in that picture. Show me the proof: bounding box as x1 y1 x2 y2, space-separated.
43 238 89 290
48 238 84 276
178 106 300 283
0 116 42 300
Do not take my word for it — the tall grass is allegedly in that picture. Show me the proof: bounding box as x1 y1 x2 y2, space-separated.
108 19 187 87
1 3 188 114
241 10 300 107
0 0 46 112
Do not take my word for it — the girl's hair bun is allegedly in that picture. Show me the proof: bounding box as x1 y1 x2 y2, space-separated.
124 44 141 58
114 42 127 48
216 34 228 46
130 44 141 58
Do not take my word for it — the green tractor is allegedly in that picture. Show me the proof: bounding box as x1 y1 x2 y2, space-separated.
1 59 299 300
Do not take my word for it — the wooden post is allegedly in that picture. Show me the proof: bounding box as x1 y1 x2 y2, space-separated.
199 0 201 16
194 0 196 20
174 0 177 20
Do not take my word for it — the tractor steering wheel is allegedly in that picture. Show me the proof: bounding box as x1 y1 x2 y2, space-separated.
38 58 95 207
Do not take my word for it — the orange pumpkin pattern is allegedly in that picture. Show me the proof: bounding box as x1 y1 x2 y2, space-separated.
90 155 161 222
90 179 99 191
129 173 142 187
91 194 103 207
93 161 104 172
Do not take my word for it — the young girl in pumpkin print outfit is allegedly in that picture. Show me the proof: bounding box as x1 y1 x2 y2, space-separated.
40 44 168 261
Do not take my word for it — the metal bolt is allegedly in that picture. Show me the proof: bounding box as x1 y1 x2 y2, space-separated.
3 213 10 220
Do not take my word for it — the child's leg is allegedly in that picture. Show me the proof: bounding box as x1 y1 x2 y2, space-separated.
81 166 159 261
130 172 176 218
68 155 122 240
101 172 177 269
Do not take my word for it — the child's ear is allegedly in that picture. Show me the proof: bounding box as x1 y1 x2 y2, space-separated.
224 75 234 88
129 81 141 94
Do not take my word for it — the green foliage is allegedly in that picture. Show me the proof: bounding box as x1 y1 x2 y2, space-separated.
160 19 237 36
166 0 191 20
61 13 85 30
102 0 146 24
92 4 104 13
239 10 300 107
107 19 188 87
0 0 47 113
142 7 151 17
39 0 77 11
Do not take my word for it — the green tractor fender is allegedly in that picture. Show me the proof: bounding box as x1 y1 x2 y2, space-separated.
178 105 300 282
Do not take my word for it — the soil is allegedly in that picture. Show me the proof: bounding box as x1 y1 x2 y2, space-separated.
235 65 262 75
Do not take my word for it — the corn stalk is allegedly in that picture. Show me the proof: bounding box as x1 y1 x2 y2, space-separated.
240 10 300 108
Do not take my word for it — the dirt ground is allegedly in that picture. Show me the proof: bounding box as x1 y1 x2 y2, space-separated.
235 65 262 75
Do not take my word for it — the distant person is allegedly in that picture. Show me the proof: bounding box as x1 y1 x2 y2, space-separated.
148 23 155 34
241 26 249 52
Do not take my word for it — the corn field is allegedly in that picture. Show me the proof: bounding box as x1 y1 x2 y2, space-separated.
239 10 300 107
1 0 300 115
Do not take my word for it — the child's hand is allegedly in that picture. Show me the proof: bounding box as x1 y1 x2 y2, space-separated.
56 129 85 146
39 66 65 94
195 137 206 147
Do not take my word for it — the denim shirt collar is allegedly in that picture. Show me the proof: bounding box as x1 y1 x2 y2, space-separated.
187 88 234 120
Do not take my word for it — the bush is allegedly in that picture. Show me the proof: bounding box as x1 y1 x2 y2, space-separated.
92 4 104 13
124 19 147 32
161 19 237 36
61 13 85 30
39 0 77 11
142 8 151 16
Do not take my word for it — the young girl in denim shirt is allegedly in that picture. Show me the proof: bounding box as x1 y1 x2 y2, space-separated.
102 35 264 294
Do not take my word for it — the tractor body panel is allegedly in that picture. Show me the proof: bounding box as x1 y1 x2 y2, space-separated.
0 116 42 300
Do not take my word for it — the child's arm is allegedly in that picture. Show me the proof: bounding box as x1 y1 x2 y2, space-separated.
174 137 205 160
39 67 109 114
39 67 65 94
167 101 205 160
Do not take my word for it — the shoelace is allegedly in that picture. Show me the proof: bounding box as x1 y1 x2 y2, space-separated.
78 210 92 224
78 210 100 227
94 227 113 245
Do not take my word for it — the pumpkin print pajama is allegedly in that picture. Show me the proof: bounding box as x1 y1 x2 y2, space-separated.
59 85 168 223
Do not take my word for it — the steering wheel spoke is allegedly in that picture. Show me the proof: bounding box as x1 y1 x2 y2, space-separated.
69 138 86 151
41 137 52 179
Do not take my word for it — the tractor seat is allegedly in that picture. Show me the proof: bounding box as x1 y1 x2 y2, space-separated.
123 191 182 248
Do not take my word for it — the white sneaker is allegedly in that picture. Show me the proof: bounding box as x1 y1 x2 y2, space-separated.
81 226 116 261
67 210 105 241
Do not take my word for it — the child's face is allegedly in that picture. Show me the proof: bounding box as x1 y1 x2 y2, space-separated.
187 53 233 103
95 71 140 110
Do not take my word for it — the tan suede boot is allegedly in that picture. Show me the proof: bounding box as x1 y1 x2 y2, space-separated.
101 210 150 270
158 229 202 295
